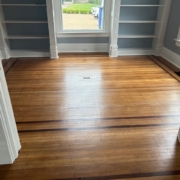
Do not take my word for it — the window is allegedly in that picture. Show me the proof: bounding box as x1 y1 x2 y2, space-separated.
175 26 180 47
61 0 104 31
54 0 111 34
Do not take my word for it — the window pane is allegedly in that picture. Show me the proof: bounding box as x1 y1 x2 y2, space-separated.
61 0 104 31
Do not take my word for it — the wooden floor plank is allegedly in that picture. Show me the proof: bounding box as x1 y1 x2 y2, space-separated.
1 55 180 179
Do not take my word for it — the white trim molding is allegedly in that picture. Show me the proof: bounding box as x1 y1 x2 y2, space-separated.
58 43 109 53
175 26 180 47
0 100 17 165
0 5 10 59
178 128 180 143
160 47 180 69
46 0 58 59
0 48 10 59
0 58 21 165
110 45 118 57
109 0 121 57
118 48 155 56
54 0 111 34
175 40 180 47
153 0 172 56
0 143 13 165
0 26 10 59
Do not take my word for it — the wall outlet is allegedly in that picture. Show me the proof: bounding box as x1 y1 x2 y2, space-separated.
83 77 90 79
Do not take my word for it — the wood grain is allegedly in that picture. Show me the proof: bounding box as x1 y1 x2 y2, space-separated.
156 56 180 72
1 55 180 180
3 58 18 74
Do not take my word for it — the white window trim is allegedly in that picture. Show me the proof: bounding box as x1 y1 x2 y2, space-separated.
53 0 111 37
175 26 180 47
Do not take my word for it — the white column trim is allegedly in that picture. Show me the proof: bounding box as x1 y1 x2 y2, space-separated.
160 47 180 69
46 0 59 59
0 54 21 165
175 26 180 47
0 26 10 59
109 0 121 57
153 0 172 55
178 128 180 142
0 4 10 59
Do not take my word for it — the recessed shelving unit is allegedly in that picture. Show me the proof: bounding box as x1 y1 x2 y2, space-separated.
117 0 168 55
0 0 50 57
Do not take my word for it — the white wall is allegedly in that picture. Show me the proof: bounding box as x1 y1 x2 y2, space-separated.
0 52 21 165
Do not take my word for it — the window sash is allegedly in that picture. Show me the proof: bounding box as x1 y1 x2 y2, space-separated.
54 0 111 35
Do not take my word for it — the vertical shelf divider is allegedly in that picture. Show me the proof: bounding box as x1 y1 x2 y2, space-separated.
46 0 58 59
0 0 10 59
109 0 121 57
153 0 172 55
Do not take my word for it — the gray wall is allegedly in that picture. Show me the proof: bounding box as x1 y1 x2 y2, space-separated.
57 37 109 44
118 38 153 49
164 0 180 55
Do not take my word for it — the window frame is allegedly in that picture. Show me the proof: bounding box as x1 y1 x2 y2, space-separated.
53 0 111 37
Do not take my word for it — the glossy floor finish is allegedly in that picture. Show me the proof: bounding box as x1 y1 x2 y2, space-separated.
1 55 180 180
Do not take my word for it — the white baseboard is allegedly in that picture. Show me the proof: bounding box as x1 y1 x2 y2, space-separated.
0 143 13 165
50 46 59 59
0 50 10 59
109 44 118 57
118 48 155 56
160 47 180 69
58 43 109 53
9 50 50 58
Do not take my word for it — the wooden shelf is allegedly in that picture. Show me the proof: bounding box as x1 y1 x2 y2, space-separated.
120 5 164 7
118 48 154 50
9 50 50 58
1 21 48 23
119 21 161 23
118 35 158 38
5 36 49 39
0 4 46 6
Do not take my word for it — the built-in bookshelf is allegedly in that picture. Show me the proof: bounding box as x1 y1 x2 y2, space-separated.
110 0 172 57
119 0 163 55
0 0 50 58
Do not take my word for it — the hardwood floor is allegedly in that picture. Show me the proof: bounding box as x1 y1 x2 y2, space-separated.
2 58 18 74
0 55 180 180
